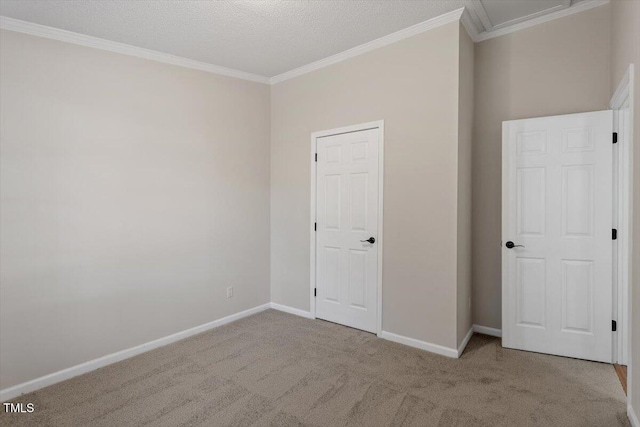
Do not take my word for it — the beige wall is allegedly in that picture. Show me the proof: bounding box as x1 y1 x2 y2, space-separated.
1 1 629 393
610 0 640 417
457 25 474 346
471 5 611 329
0 30 271 389
271 22 465 349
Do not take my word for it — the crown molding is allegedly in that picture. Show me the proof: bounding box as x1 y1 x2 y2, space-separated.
0 16 271 84
1 1 610 85
474 0 609 42
489 3 566 31
610 64 634 109
470 0 494 32
460 7 481 43
270 8 465 85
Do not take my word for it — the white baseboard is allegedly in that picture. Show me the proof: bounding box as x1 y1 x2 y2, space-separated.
630 404 640 427
270 302 314 319
379 331 458 358
270 304 464 360
0 303 271 402
457 327 474 357
473 324 502 338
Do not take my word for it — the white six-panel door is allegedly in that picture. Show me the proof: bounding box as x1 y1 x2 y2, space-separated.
315 128 379 333
502 111 613 363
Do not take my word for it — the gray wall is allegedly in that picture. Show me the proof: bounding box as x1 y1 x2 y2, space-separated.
271 22 465 349
471 5 611 329
0 30 271 389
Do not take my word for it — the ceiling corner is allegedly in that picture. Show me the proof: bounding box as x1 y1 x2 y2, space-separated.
461 7 482 42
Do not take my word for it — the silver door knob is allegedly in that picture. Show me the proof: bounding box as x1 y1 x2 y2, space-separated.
360 237 375 244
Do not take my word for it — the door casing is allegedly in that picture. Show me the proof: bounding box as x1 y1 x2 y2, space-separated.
611 64 635 368
310 120 384 336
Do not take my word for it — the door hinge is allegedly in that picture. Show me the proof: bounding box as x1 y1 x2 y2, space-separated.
314 222 317 231
315 153 317 162
613 132 618 144
612 320 617 332
314 288 317 297
612 229 617 240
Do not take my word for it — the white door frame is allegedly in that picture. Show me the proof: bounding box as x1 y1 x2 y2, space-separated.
309 120 384 336
610 64 634 407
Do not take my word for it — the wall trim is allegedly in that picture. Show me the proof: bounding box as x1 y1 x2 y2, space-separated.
1 2 609 85
474 0 609 42
270 302 314 319
379 331 459 358
269 0 610 79
270 303 470 360
457 327 474 357
473 0 566 33
629 404 640 427
0 303 271 402
0 16 271 84
612 64 634 108
610 63 635 410
473 324 502 338
270 8 464 84
460 8 481 43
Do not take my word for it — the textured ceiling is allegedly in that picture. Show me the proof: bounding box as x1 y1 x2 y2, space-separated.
0 0 472 77
0 0 593 78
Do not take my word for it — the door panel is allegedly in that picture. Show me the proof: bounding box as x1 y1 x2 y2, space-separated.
323 247 341 303
517 167 546 236
502 110 612 363
562 165 594 237
561 260 593 333
348 249 367 308
316 128 379 333
324 174 341 229
516 257 546 328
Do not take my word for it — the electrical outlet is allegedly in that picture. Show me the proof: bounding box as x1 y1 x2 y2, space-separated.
227 287 233 298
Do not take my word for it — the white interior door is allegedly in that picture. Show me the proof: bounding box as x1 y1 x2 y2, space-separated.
315 128 379 333
502 110 613 363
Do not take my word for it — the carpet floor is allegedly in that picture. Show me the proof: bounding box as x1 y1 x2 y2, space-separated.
1 309 629 426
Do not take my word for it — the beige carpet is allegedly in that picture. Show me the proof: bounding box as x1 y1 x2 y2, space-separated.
1 309 628 426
